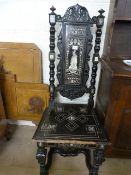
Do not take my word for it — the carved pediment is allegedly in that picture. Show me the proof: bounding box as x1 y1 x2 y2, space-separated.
63 4 91 23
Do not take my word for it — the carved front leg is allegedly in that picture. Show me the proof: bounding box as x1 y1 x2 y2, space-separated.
46 148 54 171
85 145 105 175
36 142 48 175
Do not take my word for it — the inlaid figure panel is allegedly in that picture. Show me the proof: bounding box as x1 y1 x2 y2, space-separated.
33 4 108 175
57 4 93 100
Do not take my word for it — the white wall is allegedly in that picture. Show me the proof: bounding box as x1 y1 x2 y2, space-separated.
0 0 113 105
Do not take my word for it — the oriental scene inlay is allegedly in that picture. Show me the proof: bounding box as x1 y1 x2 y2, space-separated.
64 25 87 85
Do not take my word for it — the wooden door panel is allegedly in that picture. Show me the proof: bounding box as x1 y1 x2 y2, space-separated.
114 86 131 149
0 42 42 83
0 72 49 121
115 109 131 149
15 83 49 121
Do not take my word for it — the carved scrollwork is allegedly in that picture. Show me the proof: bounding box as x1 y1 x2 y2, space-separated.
57 85 88 100
63 4 91 23
54 147 81 157
56 4 93 100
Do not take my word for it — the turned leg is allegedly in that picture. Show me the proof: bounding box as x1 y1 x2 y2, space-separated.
85 145 105 175
36 142 48 175
46 148 54 171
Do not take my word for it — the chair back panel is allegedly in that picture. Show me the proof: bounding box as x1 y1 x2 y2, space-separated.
49 4 105 105
57 5 93 100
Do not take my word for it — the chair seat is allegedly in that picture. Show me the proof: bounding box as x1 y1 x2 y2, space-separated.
33 104 108 144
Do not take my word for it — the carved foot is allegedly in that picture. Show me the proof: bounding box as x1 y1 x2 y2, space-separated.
89 167 99 175
85 145 105 175
36 142 48 175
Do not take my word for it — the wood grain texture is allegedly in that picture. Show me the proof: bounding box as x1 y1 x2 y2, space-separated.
0 42 42 83
110 21 131 58
33 139 97 145
115 0 131 18
0 73 17 118
97 0 131 158
108 0 131 59
0 91 7 138
0 73 49 121
96 59 131 158
15 83 49 121
0 91 6 119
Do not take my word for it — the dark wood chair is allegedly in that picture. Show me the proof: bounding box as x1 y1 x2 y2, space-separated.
33 4 109 175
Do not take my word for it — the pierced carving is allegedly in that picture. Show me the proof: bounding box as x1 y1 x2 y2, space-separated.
57 85 88 100
63 4 91 23
54 147 81 157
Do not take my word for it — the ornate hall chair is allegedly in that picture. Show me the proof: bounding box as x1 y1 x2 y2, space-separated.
33 4 109 175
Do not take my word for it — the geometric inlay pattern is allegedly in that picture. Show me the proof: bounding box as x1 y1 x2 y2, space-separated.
55 112 88 131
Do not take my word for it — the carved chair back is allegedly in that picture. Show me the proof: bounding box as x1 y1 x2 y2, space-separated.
49 4 105 108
